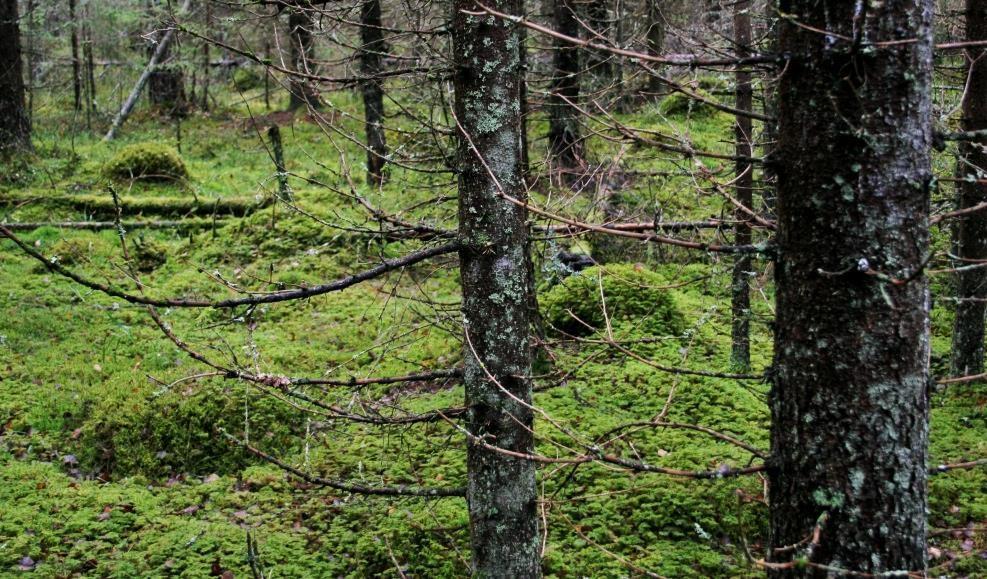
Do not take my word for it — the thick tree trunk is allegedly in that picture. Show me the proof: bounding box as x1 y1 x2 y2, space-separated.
950 0 987 379
359 0 387 187
452 1 540 576
730 0 753 370
768 1 933 576
0 0 31 154
287 7 321 110
547 0 583 171
70 0 82 112
645 0 665 97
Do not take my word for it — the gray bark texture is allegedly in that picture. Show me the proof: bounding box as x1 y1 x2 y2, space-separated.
287 7 321 110
452 0 541 576
0 0 31 154
768 0 933 576
359 0 388 187
730 0 753 370
547 0 582 170
950 0 987 379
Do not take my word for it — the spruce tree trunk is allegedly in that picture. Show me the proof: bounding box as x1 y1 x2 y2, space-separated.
70 0 82 112
645 0 666 97
768 0 933 576
359 0 387 187
547 0 582 171
0 0 31 154
730 0 752 370
950 0 987 379
452 0 540 575
287 7 321 110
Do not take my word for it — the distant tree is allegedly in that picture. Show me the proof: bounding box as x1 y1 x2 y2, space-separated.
730 0 753 370
950 0 987 379
0 0 31 154
359 0 388 186
768 0 933 575
287 4 321 110
547 0 583 172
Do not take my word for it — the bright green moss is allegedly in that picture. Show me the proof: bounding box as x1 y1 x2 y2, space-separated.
539 264 685 337
103 142 189 183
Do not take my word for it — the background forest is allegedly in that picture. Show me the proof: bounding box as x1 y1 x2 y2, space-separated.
0 0 985 577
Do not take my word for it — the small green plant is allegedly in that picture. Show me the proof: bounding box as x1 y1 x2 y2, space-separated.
103 142 189 182
540 264 685 337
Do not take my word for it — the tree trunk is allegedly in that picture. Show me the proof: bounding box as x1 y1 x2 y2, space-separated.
0 0 31 154
199 1 211 111
70 0 82 112
287 7 321 110
452 0 540 576
645 0 665 97
768 0 933 576
582 0 611 86
147 2 187 118
83 4 97 116
103 0 192 141
730 0 752 370
359 0 387 187
547 0 583 171
950 0 987 379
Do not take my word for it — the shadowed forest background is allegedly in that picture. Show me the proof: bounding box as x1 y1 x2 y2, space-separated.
0 0 985 577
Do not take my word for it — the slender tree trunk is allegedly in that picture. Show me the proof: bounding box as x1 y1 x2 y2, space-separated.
25 0 35 125
950 0 987 379
768 0 933 576
583 0 611 85
645 0 665 97
84 4 97 115
0 0 32 154
70 0 82 112
730 0 752 370
287 7 321 110
199 1 211 111
760 0 778 215
359 0 387 187
547 0 583 171
518 9 530 182
452 0 540 575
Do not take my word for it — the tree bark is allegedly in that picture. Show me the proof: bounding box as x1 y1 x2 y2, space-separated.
147 2 187 118
768 0 933 576
452 0 541 576
645 0 665 97
70 0 82 112
547 0 583 171
359 0 387 187
199 1 211 111
287 6 321 110
950 0 987 379
730 0 752 370
0 0 31 154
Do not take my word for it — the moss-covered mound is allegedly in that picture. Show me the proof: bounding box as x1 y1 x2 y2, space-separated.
540 264 685 337
103 142 189 182
658 89 719 118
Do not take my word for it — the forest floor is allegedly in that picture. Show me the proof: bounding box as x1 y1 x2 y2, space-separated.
0 85 984 578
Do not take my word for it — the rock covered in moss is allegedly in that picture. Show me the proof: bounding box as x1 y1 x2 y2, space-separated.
103 142 189 182
540 264 685 337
